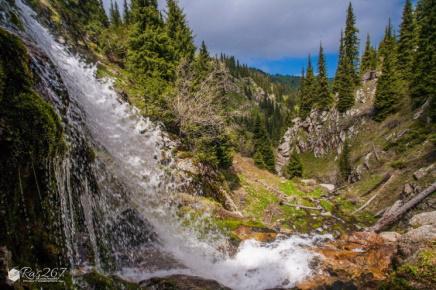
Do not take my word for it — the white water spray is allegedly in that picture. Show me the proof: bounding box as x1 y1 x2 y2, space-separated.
13 1 325 288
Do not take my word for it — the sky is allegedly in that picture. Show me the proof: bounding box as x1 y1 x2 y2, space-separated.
103 0 410 77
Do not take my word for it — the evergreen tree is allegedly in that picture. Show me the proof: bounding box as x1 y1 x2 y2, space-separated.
374 20 401 121
398 0 417 82
285 152 303 179
316 44 332 109
110 0 121 27
195 41 211 74
338 139 352 183
127 0 174 81
410 0 436 122
166 0 196 61
123 0 130 24
360 34 377 75
333 31 345 94
344 2 360 85
300 55 316 118
253 114 275 172
335 3 359 112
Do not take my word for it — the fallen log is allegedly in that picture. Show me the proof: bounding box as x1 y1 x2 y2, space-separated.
284 203 322 211
369 182 436 232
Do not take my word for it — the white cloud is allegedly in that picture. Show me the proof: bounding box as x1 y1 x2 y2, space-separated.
105 0 404 63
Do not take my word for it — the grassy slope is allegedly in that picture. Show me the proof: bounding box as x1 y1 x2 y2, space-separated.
177 154 375 241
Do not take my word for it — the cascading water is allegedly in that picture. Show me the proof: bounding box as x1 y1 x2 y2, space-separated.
7 1 328 288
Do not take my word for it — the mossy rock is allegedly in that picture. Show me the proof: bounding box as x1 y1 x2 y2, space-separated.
0 28 65 269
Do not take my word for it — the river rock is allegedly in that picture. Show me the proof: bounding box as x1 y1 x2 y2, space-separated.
298 231 396 290
409 211 436 227
233 225 277 242
140 275 231 290
301 179 317 186
398 225 436 258
319 183 335 193
379 231 401 243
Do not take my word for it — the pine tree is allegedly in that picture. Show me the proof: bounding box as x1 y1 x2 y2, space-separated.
333 31 345 94
195 41 211 74
123 0 130 24
166 0 195 61
335 3 359 112
110 0 121 27
360 34 377 75
285 152 303 179
127 0 174 81
316 44 332 109
344 2 360 85
410 0 436 122
338 139 352 183
300 55 316 118
374 20 401 121
253 114 275 172
397 0 417 82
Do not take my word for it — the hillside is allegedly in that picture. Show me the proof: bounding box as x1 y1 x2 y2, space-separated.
0 0 435 290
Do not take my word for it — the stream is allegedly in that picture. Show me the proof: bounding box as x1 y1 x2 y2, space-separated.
6 1 329 289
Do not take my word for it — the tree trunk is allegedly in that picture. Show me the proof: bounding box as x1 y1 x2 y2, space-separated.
369 182 436 232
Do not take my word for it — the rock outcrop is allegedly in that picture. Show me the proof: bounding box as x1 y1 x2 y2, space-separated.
276 79 377 175
298 231 397 289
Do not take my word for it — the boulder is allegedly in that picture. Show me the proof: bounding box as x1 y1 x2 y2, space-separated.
298 231 397 290
379 231 401 243
141 275 231 290
233 225 277 242
176 158 199 175
409 211 436 227
413 164 435 180
319 183 335 193
301 179 317 186
398 225 436 257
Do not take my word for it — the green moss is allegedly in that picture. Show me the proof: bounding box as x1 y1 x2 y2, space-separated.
0 28 65 270
279 180 300 196
382 245 436 290
241 178 279 220
320 199 334 212
80 271 141 290
299 152 337 179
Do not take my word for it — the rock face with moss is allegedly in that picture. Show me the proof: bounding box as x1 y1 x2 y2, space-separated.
276 78 377 175
0 28 65 268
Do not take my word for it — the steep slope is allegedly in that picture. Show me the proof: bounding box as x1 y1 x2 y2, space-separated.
277 72 435 227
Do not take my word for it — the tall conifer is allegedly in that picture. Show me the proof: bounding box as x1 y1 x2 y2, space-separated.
344 2 360 85
317 44 332 109
335 3 359 112
398 0 417 82
195 41 210 74
123 0 130 24
111 1 121 26
410 0 436 122
253 114 275 172
166 0 195 61
360 34 377 75
333 31 345 94
374 21 401 121
128 0 174 80
300 55 315 118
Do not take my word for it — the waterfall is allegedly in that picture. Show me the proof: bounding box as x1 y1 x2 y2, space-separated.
8 1 326 289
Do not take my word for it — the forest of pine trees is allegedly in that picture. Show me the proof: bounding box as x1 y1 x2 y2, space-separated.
52 0 435 176
296 0 434 124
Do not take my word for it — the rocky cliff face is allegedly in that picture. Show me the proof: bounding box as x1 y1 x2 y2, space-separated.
276 77 377 175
